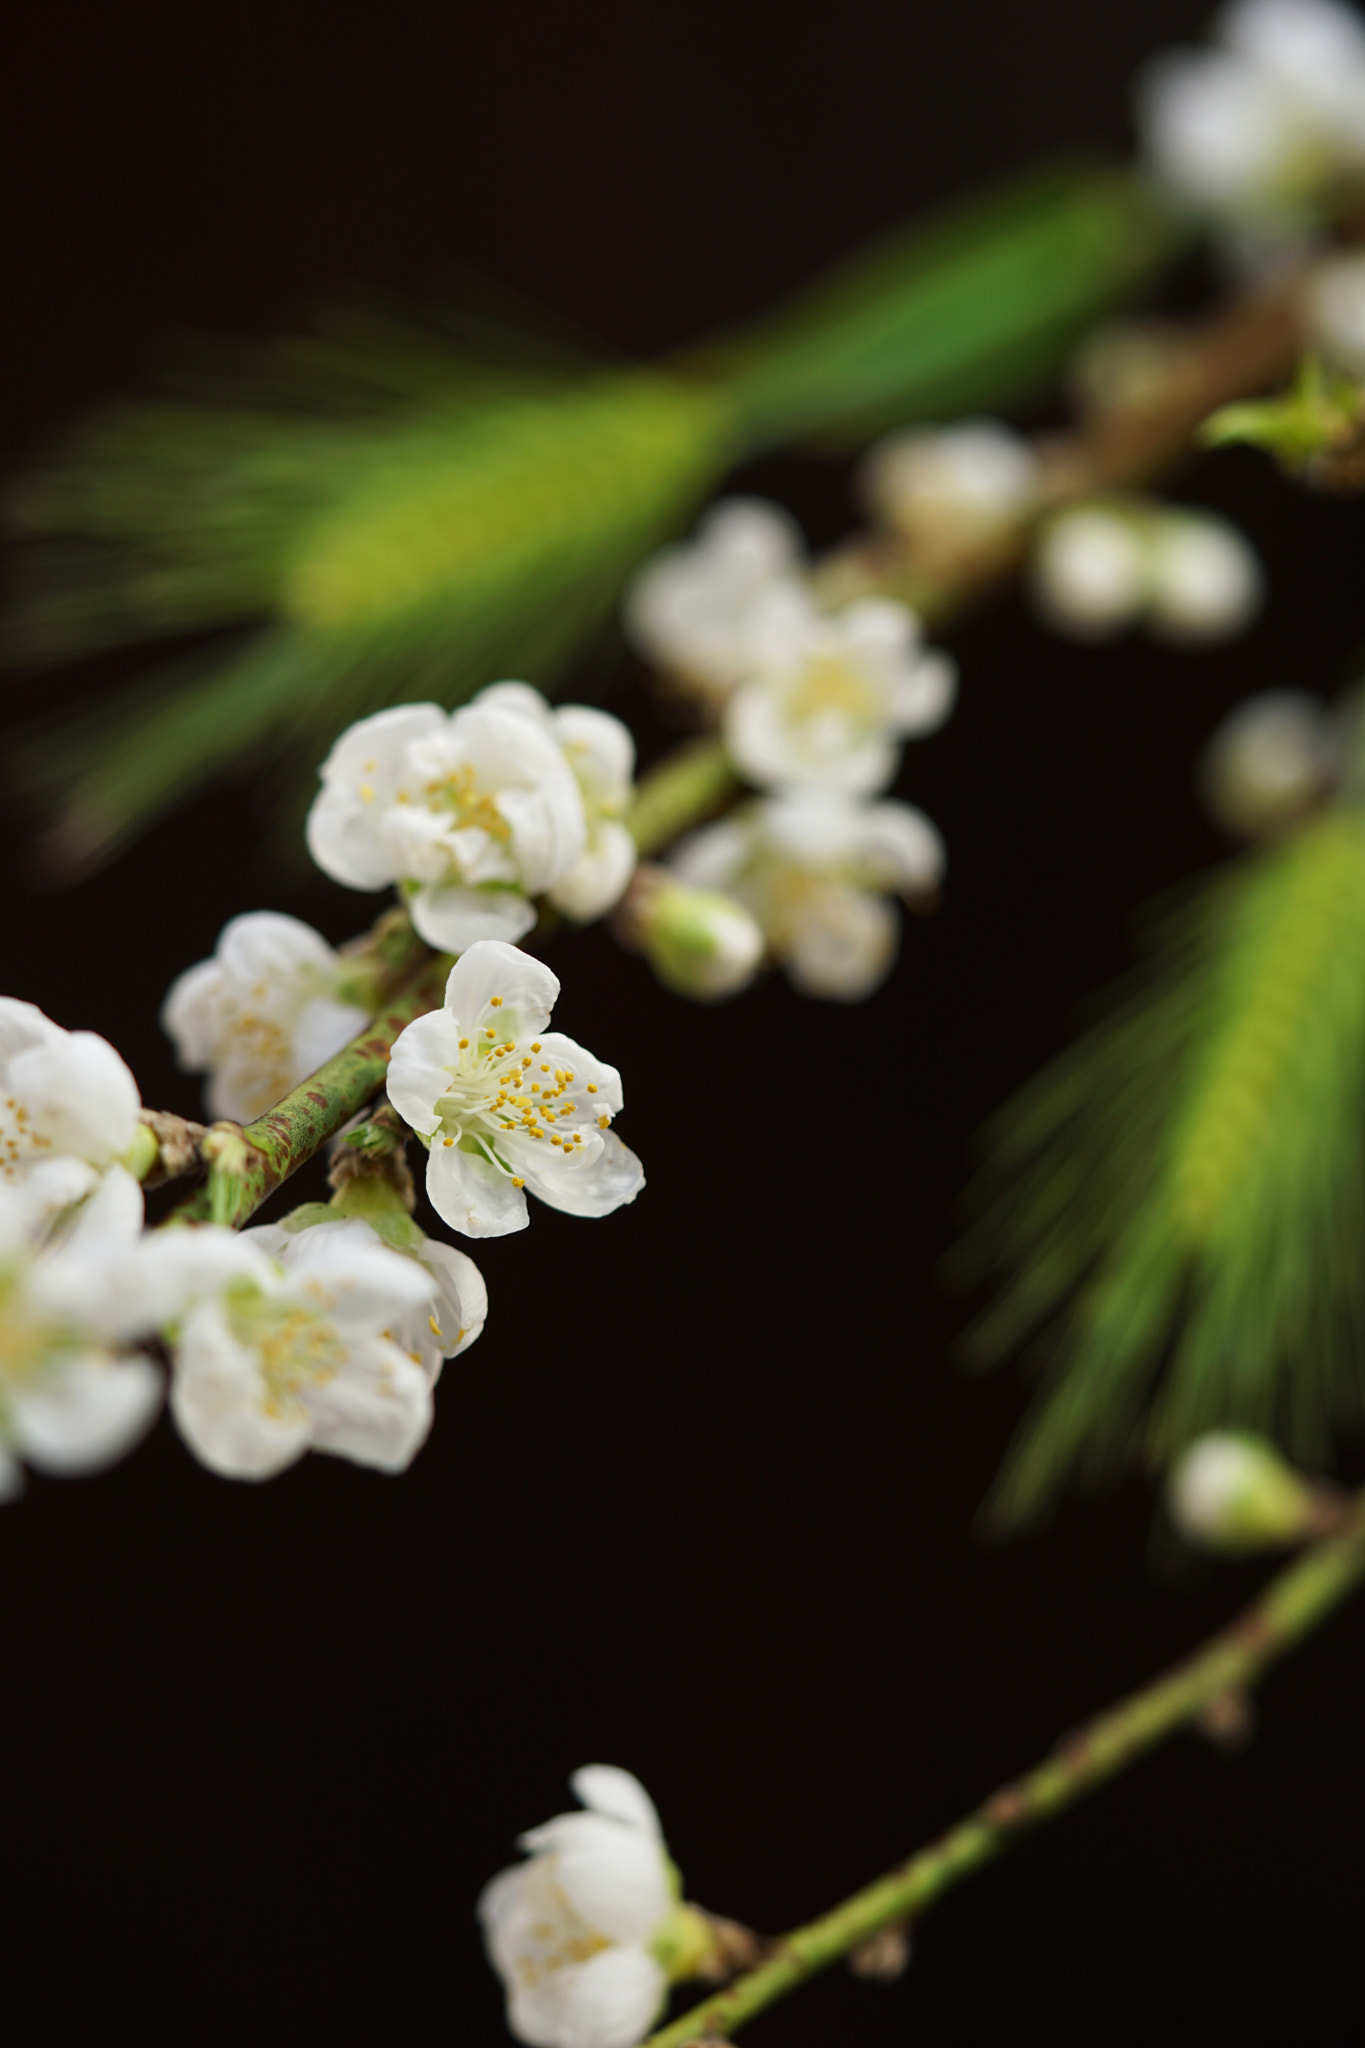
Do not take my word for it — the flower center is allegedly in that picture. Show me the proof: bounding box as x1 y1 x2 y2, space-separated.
786 655 880 725
0 1270 67 1403
422 764 512 842
429 1008 610 1177
227 1291 347 1420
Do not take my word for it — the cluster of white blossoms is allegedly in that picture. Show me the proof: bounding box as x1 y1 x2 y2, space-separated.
624 499 953 999
1029 500 1264 643
480 1766 711 2048
306 683 639 953
671 790 945 1001
1137 0 1365 257
0 992 494 1495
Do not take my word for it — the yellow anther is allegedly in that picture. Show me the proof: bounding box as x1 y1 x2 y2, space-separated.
485 1027 496 1039
521 1055 532 1067
598 1114 610 1128
490 996 503 1007
459 1038 469 1049
359 783 374 801
550 1136 562 1146
587 1083 598 1094
512 1176 525 1189
531 1042 542 1052
443 1137 455 1148
428 1315 444 1340
540 1063 550 1073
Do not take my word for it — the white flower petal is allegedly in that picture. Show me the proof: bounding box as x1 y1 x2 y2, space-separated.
549 823 638 922
8 1030 141 1167
410 883 538 952
385 1007 463 1136
301 1338 433 1472
416 1239 489 1362
13 1351 162 1475
426 1140 529 1238
169 1300 312 1480
557 1948 667 2048
443 941 562 1036
570 1767 663 1839
522 1130 644 1221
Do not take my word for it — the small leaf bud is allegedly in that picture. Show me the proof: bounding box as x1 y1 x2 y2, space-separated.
623 866 765 1001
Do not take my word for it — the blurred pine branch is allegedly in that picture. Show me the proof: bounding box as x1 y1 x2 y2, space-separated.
4 160 1173 870
963 803 1365 1527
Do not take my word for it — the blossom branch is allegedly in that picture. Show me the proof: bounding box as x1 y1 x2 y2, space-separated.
645 1496 1365 2047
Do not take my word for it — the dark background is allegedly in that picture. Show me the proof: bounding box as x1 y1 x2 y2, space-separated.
4 3 1365 2042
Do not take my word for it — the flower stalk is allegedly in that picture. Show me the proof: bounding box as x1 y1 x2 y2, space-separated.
644 1493 1365 2047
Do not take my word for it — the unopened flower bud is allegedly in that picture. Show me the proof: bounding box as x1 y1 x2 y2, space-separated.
860 419 1038 544
1029 508 1149 639
1200 690 1336 838
1167 1432 1321 1551
630 872 765 1002
1146 513 1263 643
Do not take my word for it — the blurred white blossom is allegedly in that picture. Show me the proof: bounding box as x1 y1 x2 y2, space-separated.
0 1164 162 1501
1136 0 1365 252
860 418 1040 544
475 683 638 921
622 497 806 704
722 588 956 795
162 912 371 1123
1030 502 1262 642
1306 247 1365 374
480 1765 699 2048
0 998 141 1183
387 941 643 1238
1168 1431 1320 1548
306 700 588 953
1201 689 1338 836
672 790 944 1001
165 1216 453 1481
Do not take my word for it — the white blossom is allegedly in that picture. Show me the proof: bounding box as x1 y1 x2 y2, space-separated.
0 1165 162 1501
1168 1431 1318 1549
162 912 372 1123
164 1216 457 1481
1030 503 1262 643
479 1765 681 2048
386 941 644 1238
306 700 588 953
860 418 1040 543
671 790 944 1001
1200 689 1338 836
622 497 807 704
1306 248 1365 374
1136 0 1365 247
475 684 638 921
0 998 141 1183
722 588 956 796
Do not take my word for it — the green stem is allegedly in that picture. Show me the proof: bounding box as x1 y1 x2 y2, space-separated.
626 738 738 857
165 950 452 1229
646 1504 1365 2046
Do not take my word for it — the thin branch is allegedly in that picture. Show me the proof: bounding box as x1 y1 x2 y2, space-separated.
646 1499 1365 2046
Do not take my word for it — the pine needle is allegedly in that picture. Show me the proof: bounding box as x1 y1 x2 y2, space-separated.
963 809 1365 1527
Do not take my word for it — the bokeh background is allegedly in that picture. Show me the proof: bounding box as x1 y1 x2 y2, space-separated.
4 2 1364 2041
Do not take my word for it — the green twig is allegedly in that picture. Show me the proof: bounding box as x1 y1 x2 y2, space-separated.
647 1503 1365 2046
626 738 738 857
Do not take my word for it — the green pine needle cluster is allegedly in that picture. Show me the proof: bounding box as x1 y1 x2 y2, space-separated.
4 161 1171 868
965 805 1365 1526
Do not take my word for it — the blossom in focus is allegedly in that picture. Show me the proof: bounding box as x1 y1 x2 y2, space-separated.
1200 690 1338 837
1029 502 1263 642
722 588 956 796
475 683 638 921
387 941 643 1238
860 418 1040 546
480 1765 700 2048
1306 247 1365 374
306 700 588 953
165 1216 451 1480
1136 0 1365 248
622 497 806 704
1168 1431 1321 1549
671 789 945 1001
0 1164 162 1501
0 999 141 1182
162 912 371 1123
